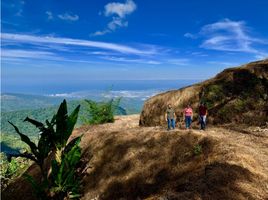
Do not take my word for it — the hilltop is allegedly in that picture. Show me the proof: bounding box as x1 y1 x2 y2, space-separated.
140 59 268 127
2 60 268 200
2 115 268 200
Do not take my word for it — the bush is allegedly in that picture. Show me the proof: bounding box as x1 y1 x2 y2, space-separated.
0 155 29 189
193 144 202 156
8 100 84 200
233 98 247 111
201 84 225 109
83 98 121 125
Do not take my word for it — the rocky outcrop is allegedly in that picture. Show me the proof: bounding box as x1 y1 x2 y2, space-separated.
140 59 268 126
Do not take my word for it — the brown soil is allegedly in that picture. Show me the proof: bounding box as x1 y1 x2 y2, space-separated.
3 115 267 200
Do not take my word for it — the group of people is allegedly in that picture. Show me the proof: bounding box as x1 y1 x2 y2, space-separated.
165 103 208 130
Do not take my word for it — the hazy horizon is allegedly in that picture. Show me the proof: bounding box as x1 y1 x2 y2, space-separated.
1 79 200 95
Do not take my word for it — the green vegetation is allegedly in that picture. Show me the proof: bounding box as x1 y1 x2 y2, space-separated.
82 98 121 125
1 133 34 152
1 93 63 112
0 154 29 189
199 69 268 125
7 100 84 200
202 84 225 109
1 97 141 150
193 144 202 156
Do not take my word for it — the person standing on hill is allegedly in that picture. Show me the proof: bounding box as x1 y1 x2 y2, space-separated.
165 104 176 130
199 102 208 130
183 104 193 129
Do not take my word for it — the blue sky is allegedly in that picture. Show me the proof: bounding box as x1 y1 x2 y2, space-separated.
1 0 268 90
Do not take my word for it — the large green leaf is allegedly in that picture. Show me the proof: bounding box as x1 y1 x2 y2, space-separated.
55 99 68 147
66 105 80 143
63 136 81 155
8 121 39 157
24 117 45 131
56 158 65 186
38 132 51 160
24 117 53 159
6 152 38 163
64 138 81 167
51 160 59 181
63 170 75 186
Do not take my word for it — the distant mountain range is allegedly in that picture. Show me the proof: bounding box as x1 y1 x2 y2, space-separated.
1 93 145 152
1 93 64 112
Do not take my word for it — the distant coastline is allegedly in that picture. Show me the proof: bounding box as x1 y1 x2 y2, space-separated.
1 79 200 95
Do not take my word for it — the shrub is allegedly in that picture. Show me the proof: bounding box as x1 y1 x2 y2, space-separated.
193 144 202 156
201 84 225 109
0 155 29 189
83 98 121 125
232 98 247 112
8 100 84 200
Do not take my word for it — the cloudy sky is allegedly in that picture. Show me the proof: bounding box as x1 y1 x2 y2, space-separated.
1 0 268 89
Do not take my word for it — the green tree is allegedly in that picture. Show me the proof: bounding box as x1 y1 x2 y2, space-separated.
83 98 121 125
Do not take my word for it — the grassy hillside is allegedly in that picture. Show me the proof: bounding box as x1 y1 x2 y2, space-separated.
140 59 268 126
2 115 268 200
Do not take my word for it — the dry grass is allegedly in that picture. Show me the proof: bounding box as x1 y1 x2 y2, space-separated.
2 115 268 200
77 115 268 200
140 59 268 127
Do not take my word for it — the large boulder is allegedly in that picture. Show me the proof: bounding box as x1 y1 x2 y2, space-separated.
140 59 268 126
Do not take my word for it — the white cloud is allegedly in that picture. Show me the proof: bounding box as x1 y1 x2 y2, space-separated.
58 12 79 21
104 0 136 18
184 33 197 39
108 17 128 30
47 89 159 99
207 61 238 67
1 33 154 55
198 19 268 58
255 54 268 60
190 52 208 57
45 11 79 22
2 49 57 59
167 58 189 65
92 0 136 36
1 48 106 64
92 30 110 36
101 56 161 65
46 11 53 20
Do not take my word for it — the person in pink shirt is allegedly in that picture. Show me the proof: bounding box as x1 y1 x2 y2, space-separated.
183 104 193 129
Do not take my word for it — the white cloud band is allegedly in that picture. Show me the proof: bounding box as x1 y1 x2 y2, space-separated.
1 33 152 55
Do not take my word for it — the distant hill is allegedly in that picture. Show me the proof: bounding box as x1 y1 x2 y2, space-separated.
1 93 64 112
140 59 268 126
1 96 142 145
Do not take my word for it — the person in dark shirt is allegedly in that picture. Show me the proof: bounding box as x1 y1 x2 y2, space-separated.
198 102 208 130
165 104 176 130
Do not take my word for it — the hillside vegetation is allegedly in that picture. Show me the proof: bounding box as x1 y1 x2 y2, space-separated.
140 59 268 126
1 98 142 152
